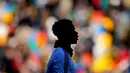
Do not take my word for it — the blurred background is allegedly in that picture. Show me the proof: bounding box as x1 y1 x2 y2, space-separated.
0 0 130 73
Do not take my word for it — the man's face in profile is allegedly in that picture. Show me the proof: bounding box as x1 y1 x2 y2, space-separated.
52 19 79 44
62 24 78 44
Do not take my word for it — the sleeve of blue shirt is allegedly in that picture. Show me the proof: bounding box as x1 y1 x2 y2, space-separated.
46 48 65 73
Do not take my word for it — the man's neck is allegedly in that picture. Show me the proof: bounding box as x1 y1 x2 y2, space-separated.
54 40 73 57
57 40 71 47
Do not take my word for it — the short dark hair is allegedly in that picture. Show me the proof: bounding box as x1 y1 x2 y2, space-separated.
52 19 74 37
18 17 32 27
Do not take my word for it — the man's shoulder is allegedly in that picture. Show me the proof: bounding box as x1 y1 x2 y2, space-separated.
51 47 65 60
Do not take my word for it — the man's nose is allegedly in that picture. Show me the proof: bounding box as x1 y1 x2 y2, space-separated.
75 31 78 36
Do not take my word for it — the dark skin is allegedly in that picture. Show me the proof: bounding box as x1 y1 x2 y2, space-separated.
53 19 78 44
52 19 79 56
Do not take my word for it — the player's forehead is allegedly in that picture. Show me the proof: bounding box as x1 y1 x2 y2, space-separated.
67 24 75 30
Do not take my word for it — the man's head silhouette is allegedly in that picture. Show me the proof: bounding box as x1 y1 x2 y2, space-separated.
52 19 78 44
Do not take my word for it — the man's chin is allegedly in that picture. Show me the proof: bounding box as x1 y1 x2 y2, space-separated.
71 41 78 44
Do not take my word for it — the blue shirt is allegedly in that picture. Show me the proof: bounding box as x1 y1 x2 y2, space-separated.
46 47 75 73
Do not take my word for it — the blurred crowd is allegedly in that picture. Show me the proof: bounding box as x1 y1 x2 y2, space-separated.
0 0 130 73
